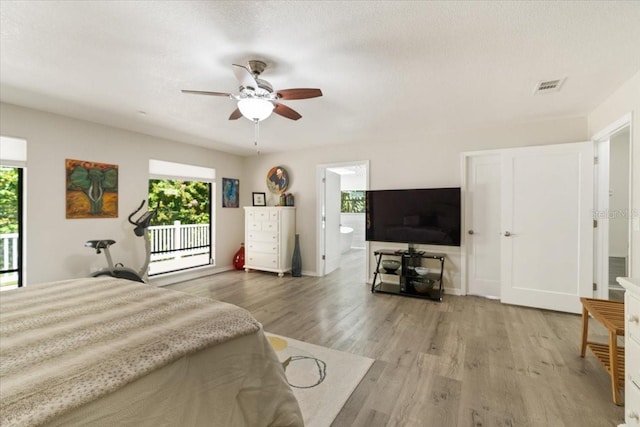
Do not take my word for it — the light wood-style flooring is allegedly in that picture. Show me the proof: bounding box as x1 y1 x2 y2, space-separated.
167 249 625 427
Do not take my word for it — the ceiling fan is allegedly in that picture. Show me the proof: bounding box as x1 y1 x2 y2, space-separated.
182 60 323 122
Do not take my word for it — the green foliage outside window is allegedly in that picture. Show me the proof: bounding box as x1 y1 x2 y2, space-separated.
148 179 210 226
341 190 365 213
0 167 19 234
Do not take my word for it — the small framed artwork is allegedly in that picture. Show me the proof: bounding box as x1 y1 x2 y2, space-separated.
252 192 266 206
222 177 239 208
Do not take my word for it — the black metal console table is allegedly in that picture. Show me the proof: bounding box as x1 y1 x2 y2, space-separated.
371 249 446 301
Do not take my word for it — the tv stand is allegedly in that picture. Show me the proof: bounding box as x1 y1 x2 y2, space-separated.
371 249 445 301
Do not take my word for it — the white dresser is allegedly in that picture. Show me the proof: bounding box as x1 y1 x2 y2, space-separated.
618 277 640 426
244 207 296 277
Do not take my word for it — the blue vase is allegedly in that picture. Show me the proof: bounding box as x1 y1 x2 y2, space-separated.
292 234 302 277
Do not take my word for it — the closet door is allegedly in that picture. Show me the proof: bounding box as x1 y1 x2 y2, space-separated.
500 141 593 313
465 154 502 298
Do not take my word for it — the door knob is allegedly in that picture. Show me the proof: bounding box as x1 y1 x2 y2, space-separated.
504 231 512 237
468 230 474 235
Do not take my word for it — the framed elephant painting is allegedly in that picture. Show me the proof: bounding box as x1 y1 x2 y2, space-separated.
65 159 118 218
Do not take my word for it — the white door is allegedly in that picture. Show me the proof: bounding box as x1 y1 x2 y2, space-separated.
465 154 502 298
594 140 610 299
501 141 593 313
323 170 341 275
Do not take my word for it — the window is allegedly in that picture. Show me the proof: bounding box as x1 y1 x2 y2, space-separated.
1 136 26 289
341 190 365 213
148 160 215 275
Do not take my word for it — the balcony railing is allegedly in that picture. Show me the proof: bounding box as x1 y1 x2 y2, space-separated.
148 221 211 275
1 233 19 288
1 232 18 270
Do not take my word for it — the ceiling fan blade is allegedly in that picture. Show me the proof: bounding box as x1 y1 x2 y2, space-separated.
181 89 232 97
277 88 323 100
273 103 302 121
232 64 258 90
228 108 242 120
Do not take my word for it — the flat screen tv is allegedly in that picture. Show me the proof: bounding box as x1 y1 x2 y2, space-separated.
366 187 461 246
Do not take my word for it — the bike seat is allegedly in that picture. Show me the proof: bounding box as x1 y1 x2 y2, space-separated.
85 239 116 249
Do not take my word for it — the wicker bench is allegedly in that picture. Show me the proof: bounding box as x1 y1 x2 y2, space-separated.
579 297 625 405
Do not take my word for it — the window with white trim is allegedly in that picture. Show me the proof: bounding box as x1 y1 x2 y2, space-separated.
0 136 26 289
148 160 215 275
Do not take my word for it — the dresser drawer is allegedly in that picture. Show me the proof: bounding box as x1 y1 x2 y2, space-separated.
627 377 640 425
254 208 278 221
629 293 640 343
248 221 262 231
246 253 278 268
629 333 640 390
247 242 278 254
247 231 277 244
262 221 278 232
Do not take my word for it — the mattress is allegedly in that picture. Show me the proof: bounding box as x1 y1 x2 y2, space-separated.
0 277 302 427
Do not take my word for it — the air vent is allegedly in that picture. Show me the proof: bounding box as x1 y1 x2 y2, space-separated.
534 78 565 94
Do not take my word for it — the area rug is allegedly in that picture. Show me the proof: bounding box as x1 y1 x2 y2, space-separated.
266 333 374 427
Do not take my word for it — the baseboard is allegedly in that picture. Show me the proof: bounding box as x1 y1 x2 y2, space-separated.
150 265 234 287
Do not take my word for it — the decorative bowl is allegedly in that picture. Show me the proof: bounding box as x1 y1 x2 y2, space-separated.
381 259 401 273
414 267 430 276
412 279 435 294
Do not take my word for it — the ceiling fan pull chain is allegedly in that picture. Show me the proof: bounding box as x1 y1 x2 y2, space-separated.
254 119 260 155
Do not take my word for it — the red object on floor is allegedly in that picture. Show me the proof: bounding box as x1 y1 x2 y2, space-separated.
233 243 245 270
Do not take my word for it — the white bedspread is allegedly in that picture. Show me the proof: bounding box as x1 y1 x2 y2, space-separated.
0 277 302 427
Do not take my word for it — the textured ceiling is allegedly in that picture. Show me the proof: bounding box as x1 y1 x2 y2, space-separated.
1 1 639 156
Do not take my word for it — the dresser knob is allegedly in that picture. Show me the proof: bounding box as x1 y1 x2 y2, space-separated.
629 315 640 324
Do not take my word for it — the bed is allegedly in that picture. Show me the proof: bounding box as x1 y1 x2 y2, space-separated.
0 277 303 427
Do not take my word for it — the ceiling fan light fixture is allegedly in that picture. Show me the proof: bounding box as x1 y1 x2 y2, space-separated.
237 98 274 121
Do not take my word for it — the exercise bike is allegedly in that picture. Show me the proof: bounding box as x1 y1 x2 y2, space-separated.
85 200 156 283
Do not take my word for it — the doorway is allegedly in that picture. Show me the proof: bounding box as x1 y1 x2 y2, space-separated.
316 161 369 277
593 116 632 301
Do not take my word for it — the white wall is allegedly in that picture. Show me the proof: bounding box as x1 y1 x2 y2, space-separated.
609 129 630 258
588 70 640 276
1 99 596 292
0 102 246 285
243 116 588 293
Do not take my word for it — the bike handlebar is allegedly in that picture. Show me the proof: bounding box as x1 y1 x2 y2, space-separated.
128 200 147 225
128 200 157 237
